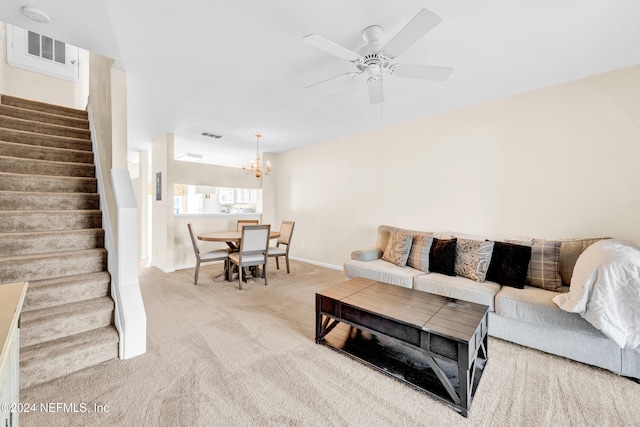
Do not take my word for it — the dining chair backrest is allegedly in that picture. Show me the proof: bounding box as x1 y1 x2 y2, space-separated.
240 224 270 255
237 219 259 231
187 223 201 258
277 221 295 246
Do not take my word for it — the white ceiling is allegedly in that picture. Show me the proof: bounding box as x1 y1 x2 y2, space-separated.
2 1 640 167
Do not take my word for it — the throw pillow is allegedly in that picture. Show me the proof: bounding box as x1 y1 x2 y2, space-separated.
429 238 457 276
454 238 495 282
558 237 610 286
381 231 413 267
527 239 562 292
407 234 434 272
486 242 532 289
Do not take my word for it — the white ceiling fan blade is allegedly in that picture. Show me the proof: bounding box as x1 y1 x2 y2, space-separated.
392 64 452 81
302 34 362 62
305 72 353 89
367 78 384 104
380 9 442 59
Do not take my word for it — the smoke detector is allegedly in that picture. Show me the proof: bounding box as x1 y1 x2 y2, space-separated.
21 6 51 23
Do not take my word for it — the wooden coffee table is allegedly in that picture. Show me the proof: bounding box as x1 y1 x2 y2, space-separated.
315 277 489 417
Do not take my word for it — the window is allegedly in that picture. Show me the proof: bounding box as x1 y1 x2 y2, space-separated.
6 24 81 82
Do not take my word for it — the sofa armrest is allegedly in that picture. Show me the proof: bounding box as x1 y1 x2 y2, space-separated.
351 246 382 262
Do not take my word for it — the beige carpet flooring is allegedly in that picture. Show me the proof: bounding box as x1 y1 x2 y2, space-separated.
20 260 640 426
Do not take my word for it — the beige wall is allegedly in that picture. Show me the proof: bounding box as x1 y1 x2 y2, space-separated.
111 68 128 169
0 22 89 109
151 134 173 271
275 65 640 268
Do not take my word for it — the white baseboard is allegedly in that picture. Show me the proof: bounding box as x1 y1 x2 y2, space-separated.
289 256 343 271
151 258 341 273
149 262 175 273
174 260 226 271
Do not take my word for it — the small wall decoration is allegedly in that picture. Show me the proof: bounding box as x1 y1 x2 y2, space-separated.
155 172 162 201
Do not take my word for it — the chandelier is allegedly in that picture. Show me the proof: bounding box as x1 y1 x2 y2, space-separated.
242 134 271 178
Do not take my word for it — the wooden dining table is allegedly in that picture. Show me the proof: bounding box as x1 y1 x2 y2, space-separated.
197 229 281 281
197 230 281 250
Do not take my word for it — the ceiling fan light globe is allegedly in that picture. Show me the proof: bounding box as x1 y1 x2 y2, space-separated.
366 63 381 76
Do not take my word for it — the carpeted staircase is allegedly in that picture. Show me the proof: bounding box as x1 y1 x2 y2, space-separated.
0 94 119 389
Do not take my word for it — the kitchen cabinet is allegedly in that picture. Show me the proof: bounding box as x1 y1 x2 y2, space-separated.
235 189 256 203
218 188 234 204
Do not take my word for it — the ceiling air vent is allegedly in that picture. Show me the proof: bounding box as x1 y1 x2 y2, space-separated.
201 132 222 139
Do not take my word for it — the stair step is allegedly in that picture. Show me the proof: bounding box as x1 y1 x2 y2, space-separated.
1 94 88 120
0 127 92 151
20 296 115 347
20 326 119 389
0 155 95 178
0 104 89 130
0 228 104 257
23 271 111 312
0 172 97 193
0 190 99 211
0 248 107 283
0 210 102 233
0 140 94 164
0 115 90 140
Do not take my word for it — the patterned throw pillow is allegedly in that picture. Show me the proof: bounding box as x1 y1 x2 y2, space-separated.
486 242 532 288
407 234 434 272
429 238 457 276
454 238 495 282
381 231 413 267
527 239 562 291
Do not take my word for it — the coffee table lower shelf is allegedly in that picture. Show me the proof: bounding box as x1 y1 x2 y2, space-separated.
317 321 486 417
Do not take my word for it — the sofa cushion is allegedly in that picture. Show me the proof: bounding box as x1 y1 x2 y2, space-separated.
343 259 424 289
486 241 532 288
454 238 495 282
381 231 413 266
495 286 604 337
407 234 434 272
429 238 457 276
526 239 562 291
558 237 609 285
414 273 500 312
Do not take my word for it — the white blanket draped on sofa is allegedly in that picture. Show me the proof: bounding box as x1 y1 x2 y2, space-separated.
553 239 640 350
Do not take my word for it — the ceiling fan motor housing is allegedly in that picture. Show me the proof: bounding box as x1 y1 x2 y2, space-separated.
357 25 392 77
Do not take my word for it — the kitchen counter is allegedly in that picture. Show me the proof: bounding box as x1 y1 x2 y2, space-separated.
175 212 260 217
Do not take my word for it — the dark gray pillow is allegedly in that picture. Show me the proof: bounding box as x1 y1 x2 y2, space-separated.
429 238 457 276
486 242 532 288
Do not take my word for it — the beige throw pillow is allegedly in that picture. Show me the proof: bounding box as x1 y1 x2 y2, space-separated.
381 231 413 267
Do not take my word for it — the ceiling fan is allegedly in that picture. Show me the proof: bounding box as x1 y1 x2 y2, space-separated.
303 9 452 104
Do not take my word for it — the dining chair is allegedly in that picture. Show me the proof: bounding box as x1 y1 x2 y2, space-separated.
237 219 259 231
228 224 270 290
187 223 229 285
268 221 295 273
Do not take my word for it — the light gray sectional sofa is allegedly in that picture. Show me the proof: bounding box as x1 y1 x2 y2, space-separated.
344 225 640 380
